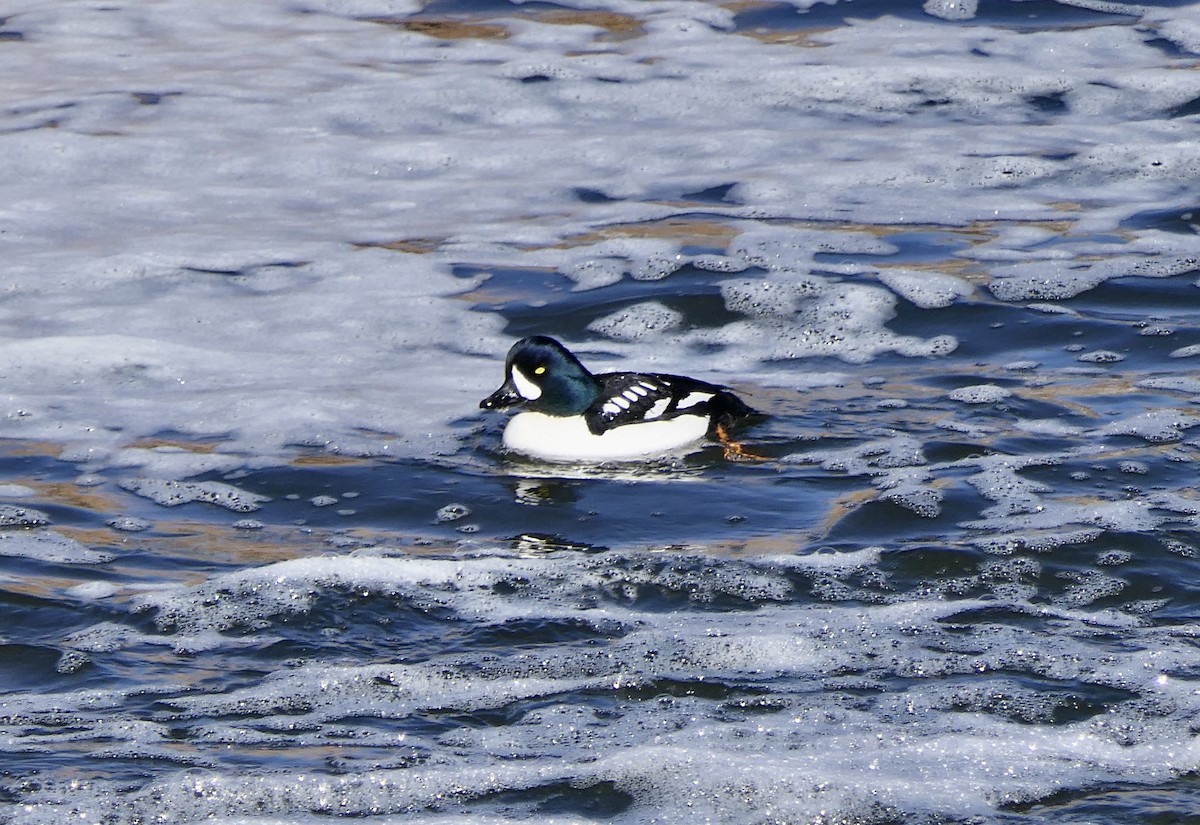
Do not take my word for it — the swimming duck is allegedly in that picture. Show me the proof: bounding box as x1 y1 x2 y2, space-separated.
480 335 756 461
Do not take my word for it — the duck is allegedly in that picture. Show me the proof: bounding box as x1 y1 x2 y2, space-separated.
479 335 757 462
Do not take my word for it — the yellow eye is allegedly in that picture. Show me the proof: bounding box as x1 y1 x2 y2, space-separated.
534 365 546 375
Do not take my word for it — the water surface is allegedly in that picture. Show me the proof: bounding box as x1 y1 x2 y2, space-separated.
2 0 1200 822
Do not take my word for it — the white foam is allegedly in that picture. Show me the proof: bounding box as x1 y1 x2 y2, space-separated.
14 549 1200 823
710 275 957 365
1169 344 1200 359
119 479 269 512
1002 360 1041 371
791 434 927 475
1139 376 1200 395
989 250 1200 302
878 268 974 309
0 0 1195 477
0 505 49 527
949 384 1012 403
879 468 943 518
587 301 684 341
0 530 112 564
1077 349 1126 363
1015 418 1084 437
66 581 119 600
923 0 978 21
1100 410 1200 443
965 497 1161 534
435 503 471 523
962 454 1054 517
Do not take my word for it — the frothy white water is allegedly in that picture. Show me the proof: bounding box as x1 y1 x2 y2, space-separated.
1 0 1198 476
4 549 1199 823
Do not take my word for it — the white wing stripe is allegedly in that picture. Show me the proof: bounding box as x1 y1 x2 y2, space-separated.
645 398 671 419
677 391 713 409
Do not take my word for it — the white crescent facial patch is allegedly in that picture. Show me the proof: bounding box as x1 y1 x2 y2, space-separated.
511 366 543 400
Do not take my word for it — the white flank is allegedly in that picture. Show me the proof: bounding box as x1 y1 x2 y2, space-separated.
503 411 709 461
510 366 542 400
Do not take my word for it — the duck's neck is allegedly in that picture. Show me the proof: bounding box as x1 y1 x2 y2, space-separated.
533 371 600 417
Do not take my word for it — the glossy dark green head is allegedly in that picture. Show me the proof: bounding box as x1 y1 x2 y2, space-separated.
480 336 601 417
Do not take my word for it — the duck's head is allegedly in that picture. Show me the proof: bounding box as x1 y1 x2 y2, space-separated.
480 336 600 416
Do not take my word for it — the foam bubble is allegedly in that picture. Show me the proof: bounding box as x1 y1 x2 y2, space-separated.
923 0 978 21
1077 350 1126 363
435 503 471 523
1003 360 1041 371
0 505 49 527
66 581 119 600
877 268 974 309
963 455 1053 517
1139 376 1200 395
562 256 626 291
965 497 1161 534
1100 410 1200 443
880 472 943 518
559 239 687 287
989 253 1200 302
0 530 113 564
1015 418 1084 437
119 479 269 512
712 277 957 364
792 434 927 475
718 275 823 317
107 517 152 532
949 384 1012 403
587 301 684 341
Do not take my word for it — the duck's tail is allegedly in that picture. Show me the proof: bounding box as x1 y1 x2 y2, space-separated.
709 388 758 431
709 389 768 460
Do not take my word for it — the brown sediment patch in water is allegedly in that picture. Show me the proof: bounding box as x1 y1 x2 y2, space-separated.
365 9 644 43
564 217 743 250
293 453 372 468
356 214 1081 271
355 238 446 255
63 521 327 569
126 438 221 453
1 440 66 459
26 481 125 513
372 18 512 40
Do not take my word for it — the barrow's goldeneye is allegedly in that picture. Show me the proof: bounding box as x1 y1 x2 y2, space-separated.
480 335 756 461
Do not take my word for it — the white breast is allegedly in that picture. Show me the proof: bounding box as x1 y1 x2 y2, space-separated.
502 411 710 462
